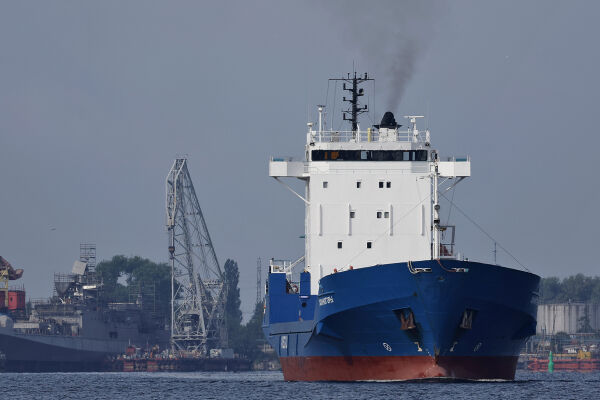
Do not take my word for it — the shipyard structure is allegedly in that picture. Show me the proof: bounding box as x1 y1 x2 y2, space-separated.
0 157 245 372
0 245 169 371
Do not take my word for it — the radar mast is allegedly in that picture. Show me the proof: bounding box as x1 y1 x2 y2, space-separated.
330 72 373 132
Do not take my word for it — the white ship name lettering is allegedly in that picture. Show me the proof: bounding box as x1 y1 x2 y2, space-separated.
319 296 334 306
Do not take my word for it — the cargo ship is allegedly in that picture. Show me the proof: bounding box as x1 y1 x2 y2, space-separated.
0 252 169 371
262 73 540 381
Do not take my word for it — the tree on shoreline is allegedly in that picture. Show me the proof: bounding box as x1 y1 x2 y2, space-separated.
95 255 171 319
224 259 274 362
540 274 600 303
224 259 243 347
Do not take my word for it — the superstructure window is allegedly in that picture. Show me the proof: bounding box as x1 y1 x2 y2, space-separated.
367 241 372 249
350 211 356 218
356 181 361 188
384 211 390 218
377 211 382 219
379 181 384 188
323 181 328 188
337 241 342 249
416 151 428 161
312 150 428 162
386 181 391 188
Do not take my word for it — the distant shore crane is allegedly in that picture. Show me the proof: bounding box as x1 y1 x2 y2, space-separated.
166 158 227 353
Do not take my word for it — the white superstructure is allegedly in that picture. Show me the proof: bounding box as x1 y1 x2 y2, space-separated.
269 76 471 295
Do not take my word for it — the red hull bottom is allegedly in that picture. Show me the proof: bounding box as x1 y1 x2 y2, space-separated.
280 356 518 381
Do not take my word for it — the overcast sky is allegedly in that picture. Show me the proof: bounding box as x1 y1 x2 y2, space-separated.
1 1 599 319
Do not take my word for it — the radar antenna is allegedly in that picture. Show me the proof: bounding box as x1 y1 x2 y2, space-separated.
166 158 227 353
330 72 373 132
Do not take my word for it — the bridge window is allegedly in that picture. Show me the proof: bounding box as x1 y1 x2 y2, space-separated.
386 181 391 188
337 241 342 249
379 181 384 188
384 212 390 218
312 150 429 161
323 181 328 188
367 241 372 249
377 211 382 219
356 181 361 188
350 211 356 218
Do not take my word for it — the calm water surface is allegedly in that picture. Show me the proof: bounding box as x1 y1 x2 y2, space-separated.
1 370 598 399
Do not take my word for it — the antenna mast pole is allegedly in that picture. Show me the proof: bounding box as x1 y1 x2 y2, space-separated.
330 72 373 132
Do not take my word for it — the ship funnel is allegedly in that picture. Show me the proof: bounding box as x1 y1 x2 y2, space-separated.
377 112 401 129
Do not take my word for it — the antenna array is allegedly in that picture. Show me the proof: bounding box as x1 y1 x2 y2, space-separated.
330 72 373 131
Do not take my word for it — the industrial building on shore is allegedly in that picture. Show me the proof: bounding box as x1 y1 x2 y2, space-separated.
537 303 600 335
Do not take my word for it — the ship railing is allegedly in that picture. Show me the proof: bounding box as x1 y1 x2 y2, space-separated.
32 303 79 314
269 256 305 291
446 156 470 162
269 259 292 274
270 156 296 162
108 302 141 311
14 322 82 337
439 225 456 259
54 272 100 286
269 256 304 275
30 298 51 306
439 243 455 258
310 129 428 144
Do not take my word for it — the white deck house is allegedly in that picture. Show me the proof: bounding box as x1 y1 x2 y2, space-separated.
270 111 470 295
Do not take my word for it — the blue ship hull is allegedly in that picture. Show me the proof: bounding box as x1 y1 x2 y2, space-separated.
263 259 539 381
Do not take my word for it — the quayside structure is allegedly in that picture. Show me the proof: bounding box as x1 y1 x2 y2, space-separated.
166 158 227 353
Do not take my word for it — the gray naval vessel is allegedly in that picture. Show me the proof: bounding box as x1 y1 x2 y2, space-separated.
0 255 169 371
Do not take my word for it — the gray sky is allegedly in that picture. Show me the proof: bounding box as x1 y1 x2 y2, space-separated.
1 1 599 319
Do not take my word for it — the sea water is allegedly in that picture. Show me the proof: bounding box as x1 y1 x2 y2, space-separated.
1 370 598 399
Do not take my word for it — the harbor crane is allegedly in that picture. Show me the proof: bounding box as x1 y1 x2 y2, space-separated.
166 158 227 353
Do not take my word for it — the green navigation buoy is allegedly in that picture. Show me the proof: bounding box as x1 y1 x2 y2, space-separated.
548 351 554 372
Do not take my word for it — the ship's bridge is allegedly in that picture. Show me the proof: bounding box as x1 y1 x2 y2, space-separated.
269 119 470 179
